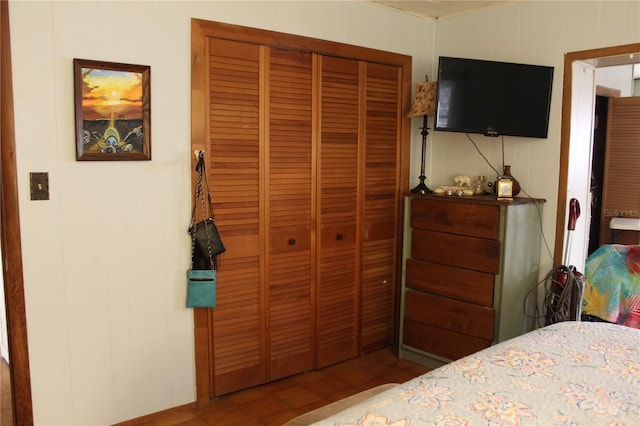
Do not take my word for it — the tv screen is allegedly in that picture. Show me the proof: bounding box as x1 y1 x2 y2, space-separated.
435 57 554 138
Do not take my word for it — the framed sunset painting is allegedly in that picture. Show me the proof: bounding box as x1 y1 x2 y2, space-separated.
74 59 151 160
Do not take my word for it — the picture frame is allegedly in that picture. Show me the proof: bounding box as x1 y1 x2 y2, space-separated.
74 59 151 161
496 178 514 200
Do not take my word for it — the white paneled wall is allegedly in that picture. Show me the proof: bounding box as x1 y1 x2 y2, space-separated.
432 0 640 283
597 64 635 96
8 1 432 424
8 0 640 424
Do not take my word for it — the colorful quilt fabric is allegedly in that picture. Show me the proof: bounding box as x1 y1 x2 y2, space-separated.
312 322 640 426
582 244 640 328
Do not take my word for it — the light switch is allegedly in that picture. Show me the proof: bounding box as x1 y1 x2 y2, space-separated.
30 172 49 200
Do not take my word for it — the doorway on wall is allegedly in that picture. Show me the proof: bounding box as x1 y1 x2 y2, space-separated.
557 43 640 269
588 94 609 256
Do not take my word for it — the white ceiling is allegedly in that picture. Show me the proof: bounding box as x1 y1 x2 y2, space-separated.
369 0 516 19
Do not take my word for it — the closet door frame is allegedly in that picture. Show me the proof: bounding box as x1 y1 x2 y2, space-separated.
191 18 412 406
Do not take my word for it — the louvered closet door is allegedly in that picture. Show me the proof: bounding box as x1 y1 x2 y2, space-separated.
600 96 640 245
207 38 263 396
266 48 315 381
316 56 360 368
193 19 411 403
360 62 401 352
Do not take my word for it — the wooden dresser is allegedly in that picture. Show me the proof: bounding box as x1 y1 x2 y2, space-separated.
399 194 545 368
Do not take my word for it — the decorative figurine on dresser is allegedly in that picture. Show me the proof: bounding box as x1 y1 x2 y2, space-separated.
399 193 545 368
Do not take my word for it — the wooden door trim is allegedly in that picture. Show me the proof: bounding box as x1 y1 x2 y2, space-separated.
191 18 411 405
1 0 34 423
192 19 412 68
555 42 640 266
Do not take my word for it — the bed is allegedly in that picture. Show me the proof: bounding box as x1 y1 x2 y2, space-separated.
300 321 639 425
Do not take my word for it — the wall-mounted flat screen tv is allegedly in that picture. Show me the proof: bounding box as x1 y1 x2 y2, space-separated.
435 56 554 138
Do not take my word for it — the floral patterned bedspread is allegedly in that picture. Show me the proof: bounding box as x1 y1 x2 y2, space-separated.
582 244 640 328
312 322 640 426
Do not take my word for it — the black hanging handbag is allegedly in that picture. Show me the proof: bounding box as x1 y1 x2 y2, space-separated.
186 153 225 308
190 219 225 268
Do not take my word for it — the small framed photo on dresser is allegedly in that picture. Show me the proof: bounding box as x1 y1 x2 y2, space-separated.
496 178 513 200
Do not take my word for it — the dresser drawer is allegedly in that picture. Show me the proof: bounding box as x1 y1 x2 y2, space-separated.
411 197 500 239
411 229 500 274
403 319 491 360
405 290 495 340
406 259 494 306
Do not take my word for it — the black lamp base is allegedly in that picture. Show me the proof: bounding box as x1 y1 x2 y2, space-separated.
411 175 432 194
411 114 433 195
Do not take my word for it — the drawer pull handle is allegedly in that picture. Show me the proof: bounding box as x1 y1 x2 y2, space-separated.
336 233 343 240
288 238 296 246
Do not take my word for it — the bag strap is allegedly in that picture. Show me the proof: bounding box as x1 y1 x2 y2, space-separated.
189 160 202 271
190 152 216 270
201 156 216 220
190 153 217 221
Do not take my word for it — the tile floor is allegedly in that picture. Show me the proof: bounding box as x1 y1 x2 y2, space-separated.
117 348 429 426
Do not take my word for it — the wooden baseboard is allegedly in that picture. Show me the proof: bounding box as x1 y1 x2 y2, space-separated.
112 402 198 425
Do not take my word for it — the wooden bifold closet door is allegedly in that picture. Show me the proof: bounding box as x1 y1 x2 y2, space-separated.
360 62 403 353
599 96 640 245
204 38 315 396
205 38 264 395
191 19 410 401
265 46 315 381
316 55 360 368
316 57 402 367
